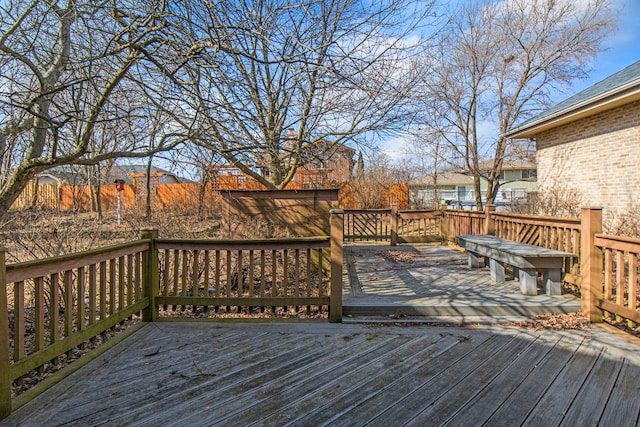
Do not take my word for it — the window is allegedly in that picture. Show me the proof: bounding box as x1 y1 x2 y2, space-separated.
521 169 537 179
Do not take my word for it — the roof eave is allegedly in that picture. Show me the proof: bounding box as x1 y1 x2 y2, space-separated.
505 81 640 139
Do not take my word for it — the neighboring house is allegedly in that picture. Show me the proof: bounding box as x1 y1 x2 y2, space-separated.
409 171 474 209
409 160 537 209
293 140 356 188
505 60 640 215
217 137 356 189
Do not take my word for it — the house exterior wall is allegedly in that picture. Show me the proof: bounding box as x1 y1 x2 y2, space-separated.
535 100 640 212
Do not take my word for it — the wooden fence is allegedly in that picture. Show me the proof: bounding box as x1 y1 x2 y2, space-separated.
0 211 344 419
11 181 409 213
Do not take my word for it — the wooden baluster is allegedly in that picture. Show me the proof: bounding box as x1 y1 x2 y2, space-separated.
127 255 133 307
294 249 300 313
616 250 625 323
248 250 254 313
629 254 637 328
50 273 60 363
63 270 73 354
260 250 266 313
192 249 199 311
604 248 613 318
118 256 125 312
14 281 25 363
34 276 45 365
203 250 210 312
109 258 116 317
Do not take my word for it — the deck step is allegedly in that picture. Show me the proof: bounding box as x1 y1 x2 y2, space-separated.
343 300 581 318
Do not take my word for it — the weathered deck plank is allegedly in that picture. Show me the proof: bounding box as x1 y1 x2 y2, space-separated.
1 322 639 427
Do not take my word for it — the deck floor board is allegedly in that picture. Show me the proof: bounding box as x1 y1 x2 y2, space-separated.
2 322 639 427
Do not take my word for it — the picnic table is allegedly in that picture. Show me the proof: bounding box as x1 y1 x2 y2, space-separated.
457 235 576 296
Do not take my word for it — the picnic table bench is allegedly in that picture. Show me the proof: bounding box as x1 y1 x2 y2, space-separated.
457 234 576 296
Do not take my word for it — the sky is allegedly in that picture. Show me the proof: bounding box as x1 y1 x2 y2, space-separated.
381 0 640 163
568 0 640 95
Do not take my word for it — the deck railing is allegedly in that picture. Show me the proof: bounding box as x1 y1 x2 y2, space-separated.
0 210 344 419
590 233 639 327
344 209 392 242
0 238 152 418
344 207 442 244
155 237 331 316
441 209 485 241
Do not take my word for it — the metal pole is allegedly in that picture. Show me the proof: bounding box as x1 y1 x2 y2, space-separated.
117 191 121 225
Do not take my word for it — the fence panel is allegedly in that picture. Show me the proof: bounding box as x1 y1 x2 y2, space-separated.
155 238 331 316
3 241 150 383
397 210 443 243
344 209 392 242
442 210 485 241
594 234 640 327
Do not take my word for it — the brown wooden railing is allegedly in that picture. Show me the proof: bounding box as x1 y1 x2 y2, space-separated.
492 212 582 286
0 238 153 418
442 209 485 241
493 212 581 253
344 209 392 242
396 210 443 244
593 234 639 327
155 237 331 316
1 210 344 419
344 207 442 244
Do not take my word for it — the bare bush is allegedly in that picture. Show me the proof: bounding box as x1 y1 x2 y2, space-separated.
604 205 640 238
510 185 584 218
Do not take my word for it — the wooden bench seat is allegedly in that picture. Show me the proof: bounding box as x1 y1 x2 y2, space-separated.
457 235 576 296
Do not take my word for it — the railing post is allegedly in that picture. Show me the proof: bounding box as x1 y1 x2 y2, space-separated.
484 204 496 236
390 204 398 246
141 228 159 322
440 204 449 241
330 209 344 323
581 208 603 323
0 247 11 419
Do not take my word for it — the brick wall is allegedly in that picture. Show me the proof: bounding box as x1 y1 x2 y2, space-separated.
536 100 640 213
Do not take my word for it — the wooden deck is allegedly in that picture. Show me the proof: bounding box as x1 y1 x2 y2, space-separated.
344 245 581 320
2 322 639 426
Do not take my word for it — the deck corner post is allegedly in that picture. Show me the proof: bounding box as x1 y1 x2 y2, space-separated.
390 204 398 246
0 247 12 420
140 228 159 322
329 209 344 323
484 204 496 236
580 207 603 323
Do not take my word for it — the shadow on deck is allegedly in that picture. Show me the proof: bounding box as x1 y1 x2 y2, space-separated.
2 322 639 426
343 244 581 322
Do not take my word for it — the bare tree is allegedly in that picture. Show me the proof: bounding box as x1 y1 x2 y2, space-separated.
166 0 438 189
417 0 616 209
0 1 192 219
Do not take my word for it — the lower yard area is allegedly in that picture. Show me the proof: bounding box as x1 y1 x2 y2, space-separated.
2 321 639 426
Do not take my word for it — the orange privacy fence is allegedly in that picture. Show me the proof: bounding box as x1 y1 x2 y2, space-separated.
12 181 409 212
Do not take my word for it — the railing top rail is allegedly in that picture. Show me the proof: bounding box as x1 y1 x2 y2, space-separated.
343 209 392 214
6 240 151 284
156 236 330 251
443 210 485 218
492 212 581 227
398 210 443 219
594 233 640 252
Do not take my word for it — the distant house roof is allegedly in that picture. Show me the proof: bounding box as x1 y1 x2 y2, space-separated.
477 160 537 172
505 60 640 138
410 171 473 186
37 164 188 185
